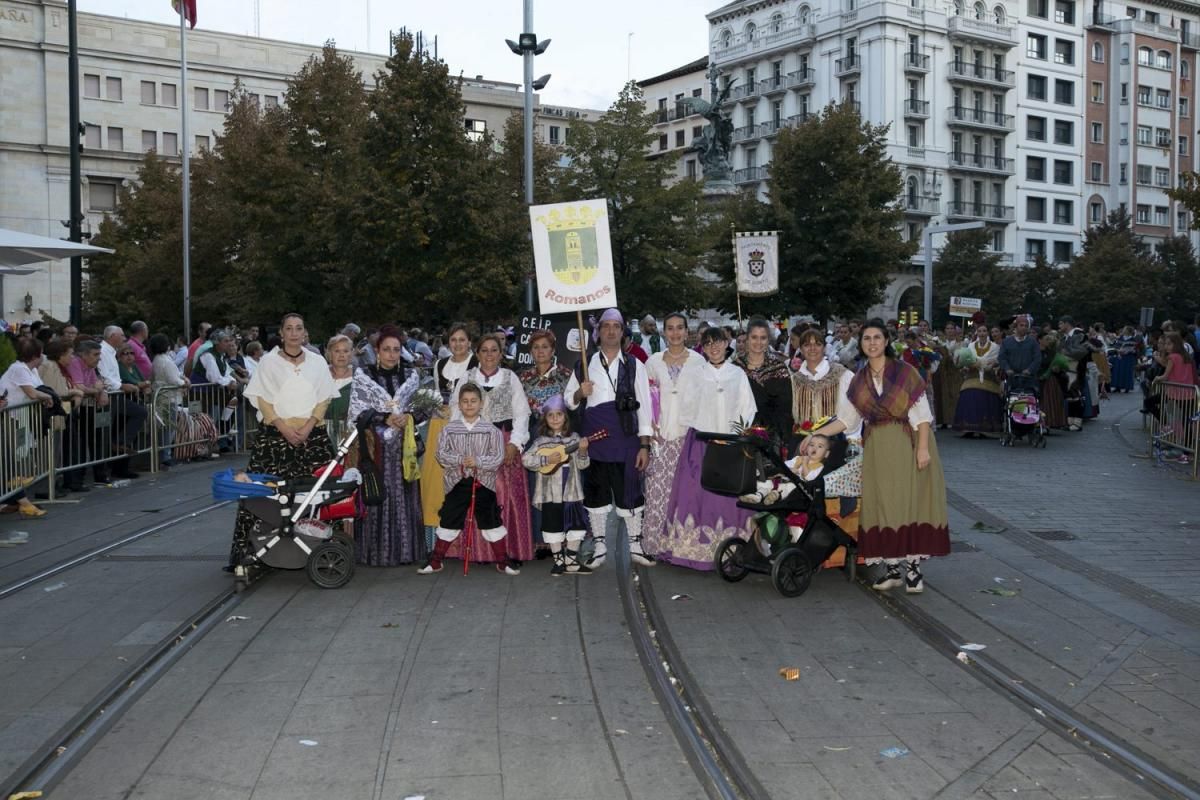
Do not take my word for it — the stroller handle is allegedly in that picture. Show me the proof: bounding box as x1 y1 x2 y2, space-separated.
694 430 766 446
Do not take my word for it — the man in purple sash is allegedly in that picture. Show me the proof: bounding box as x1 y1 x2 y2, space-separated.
564 309 656 568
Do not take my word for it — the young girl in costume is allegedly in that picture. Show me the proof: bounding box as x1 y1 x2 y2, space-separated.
420 383 520 575
522 395 592 576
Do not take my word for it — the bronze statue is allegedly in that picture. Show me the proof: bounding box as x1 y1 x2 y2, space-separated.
680 64 735 187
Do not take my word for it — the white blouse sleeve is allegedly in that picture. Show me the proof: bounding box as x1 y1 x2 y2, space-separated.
735 372 758 428
908 393 934 428
508 371 531 448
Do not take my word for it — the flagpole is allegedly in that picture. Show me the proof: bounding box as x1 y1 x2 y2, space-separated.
731 224 742 328
179 5 192 343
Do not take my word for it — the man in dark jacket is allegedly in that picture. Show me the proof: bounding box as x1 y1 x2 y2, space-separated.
998 315 1042 392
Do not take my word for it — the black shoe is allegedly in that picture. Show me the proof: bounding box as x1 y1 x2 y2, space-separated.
564 548 592 574
905 561 924 594
872 566 903 591
550 552 567 576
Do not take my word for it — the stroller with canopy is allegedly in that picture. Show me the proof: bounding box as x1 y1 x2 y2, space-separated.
214 426 364 589
701 430 859 597
999 374 1047 448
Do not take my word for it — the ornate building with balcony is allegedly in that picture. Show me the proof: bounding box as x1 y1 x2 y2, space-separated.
638 56 711 182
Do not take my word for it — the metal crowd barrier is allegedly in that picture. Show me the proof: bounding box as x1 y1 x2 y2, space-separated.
0 401 50 505
1148 381 1200 479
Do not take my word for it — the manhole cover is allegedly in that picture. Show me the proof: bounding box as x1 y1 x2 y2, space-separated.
1028 529 1076 541
950 539 979 552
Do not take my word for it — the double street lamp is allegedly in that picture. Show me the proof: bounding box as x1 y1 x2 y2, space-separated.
506 2 550 310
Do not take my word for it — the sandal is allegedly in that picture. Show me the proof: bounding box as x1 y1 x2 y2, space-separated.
17 501 46 518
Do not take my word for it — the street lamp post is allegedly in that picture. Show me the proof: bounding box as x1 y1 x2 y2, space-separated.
68 0 83 325
921 220 985 324
506 3 550 311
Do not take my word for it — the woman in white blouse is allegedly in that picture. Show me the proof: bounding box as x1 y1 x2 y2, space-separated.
660 326 758 570
641 313 705 553
446 333 534 563
814 319 948 594
226 313 338 573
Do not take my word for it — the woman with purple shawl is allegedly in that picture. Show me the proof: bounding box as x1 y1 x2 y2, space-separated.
815 319 949 594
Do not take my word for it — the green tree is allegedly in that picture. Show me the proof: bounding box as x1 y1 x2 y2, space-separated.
1019 254 1063 327
1059 209 1162 326
931 228 1023 327
1155 235 1200 324
555 82 711 315
726 103 915 321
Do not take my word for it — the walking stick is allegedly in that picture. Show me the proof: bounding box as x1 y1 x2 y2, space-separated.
461 467 479 576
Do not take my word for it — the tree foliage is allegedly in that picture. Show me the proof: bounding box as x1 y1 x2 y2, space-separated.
1058 208 1162 327
716 103 916 321
931 228 1023 327
1019 254 1063 328
1155 235 1200 324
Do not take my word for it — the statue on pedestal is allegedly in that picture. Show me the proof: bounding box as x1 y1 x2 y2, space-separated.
681 64 736 191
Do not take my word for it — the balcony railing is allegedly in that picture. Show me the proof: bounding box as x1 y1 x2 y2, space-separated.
732 82 761 102
1084 14 1180 41
835 54 861 76
734 166 767 184
905 195 940 215
947 105 1015 130
947 15 1017 46
946 200 1015 221
760 76 787 95
904 98 930 117
842 99 862 114
947 61 1016 87
947 152 1015 173
785 112 812 128
904 52 930 71
786 68 816 89
761 119 783 137
732 124 762 143
711 21 816 59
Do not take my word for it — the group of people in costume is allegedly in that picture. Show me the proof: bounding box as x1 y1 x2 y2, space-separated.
225 310 951 593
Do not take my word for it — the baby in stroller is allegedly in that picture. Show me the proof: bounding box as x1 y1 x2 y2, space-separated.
741 434 832 508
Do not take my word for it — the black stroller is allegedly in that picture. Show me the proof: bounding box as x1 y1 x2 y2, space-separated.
699 430 858 597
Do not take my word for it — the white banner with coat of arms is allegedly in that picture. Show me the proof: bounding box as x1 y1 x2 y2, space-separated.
530 199 618 315
734 231 780 297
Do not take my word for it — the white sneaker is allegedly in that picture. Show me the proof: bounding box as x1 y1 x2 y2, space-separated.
497 563 520 576
417 561 443 574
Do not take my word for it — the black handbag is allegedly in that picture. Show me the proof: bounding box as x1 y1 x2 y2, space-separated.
700 438 758 496
356 427 389 507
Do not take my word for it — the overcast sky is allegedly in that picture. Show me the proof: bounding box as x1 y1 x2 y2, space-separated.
79 0 716 110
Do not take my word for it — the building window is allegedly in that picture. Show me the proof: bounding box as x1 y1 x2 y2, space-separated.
107 127 123 151
1120 82 1128 103
1027 196 1046 221
214 89 230 111
1054 79 1074 104
162 132 178 154
1179 210 1190 230
658 133 668 151
1157 89 1171 109
1181 98 1190 117
83 73 101 99
141 130 156 152
1026 239 1046 259
693 125 702 139
1052 241 1072 263
1138 47 1152 66
1053 199 1073 224
1157 50 1173 70
1054 39 1074 65
1183 60 1191 79
83 124 101 149
675 129 685 147
1053 160 1073 184
105 77 122 101
1137 125 1152 145
1090 122 1103 143
692 88 703 98
1027 0 1047 17
1136 204 1151 223
140 80 156 105
194 87 209 110
1090 201 1103 222
1092 41 1104 62
162 83 177 107
686 159 697 179
1156 127 1171 147
196 134 210 151
1027 34 1047 60
1027 74 1047 100
465 119 486 142
1181 136 1190 155
1155 206 1170 225
1089 161 1103 181
1136 164 1152 184
1146 10 1159 22
1120 163 1128 183
88 181 117 211
1027 115 1046 141
265 95 279 109
1137 85 1152 105
1090 82 1103 103
1155 167 1170 186
1026 156 1046 181
1054 0 1075 22
1053 119 1073 144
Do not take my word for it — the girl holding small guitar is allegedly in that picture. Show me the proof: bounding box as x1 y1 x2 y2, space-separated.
522 395 602 576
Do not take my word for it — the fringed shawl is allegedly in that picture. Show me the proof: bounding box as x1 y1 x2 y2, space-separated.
791 360 847 426
847 359 926 437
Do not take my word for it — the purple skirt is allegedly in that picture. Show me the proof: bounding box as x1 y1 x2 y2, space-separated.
952 389 1003 433
661 430 755 571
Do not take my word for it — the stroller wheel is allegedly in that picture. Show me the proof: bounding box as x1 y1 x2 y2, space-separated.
307 541 355 589
714 537 751 582
772 548 813 598
333 530 355 552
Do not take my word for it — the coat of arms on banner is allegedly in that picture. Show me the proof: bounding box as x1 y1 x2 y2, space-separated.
538 205 603 286
747 248 766 277
530 199 618 315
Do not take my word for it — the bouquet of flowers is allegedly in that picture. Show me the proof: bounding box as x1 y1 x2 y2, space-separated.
904 343 942 373
955 345 978 369
793 415 833 437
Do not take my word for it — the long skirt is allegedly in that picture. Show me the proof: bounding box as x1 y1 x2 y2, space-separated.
444 429 534 563
641 436 684 557
859 424 949 564
933 363 962 425
953 389 1004 433
420 415 449 549
355 425 426 566
1111 354 1136 392
661 429 755 571
229 426 335 567
1041 374 1068 428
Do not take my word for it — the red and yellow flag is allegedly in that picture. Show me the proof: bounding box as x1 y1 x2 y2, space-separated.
172 0 197 28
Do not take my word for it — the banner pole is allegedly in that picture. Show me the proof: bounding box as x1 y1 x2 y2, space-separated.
736 293 743 329
731 223 741 327
576 310 589 382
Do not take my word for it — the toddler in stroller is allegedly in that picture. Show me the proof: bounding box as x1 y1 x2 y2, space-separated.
1000 374 1047 448
705 430 858 597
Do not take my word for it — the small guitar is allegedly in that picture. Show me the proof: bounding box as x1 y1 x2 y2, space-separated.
535 430 608 475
